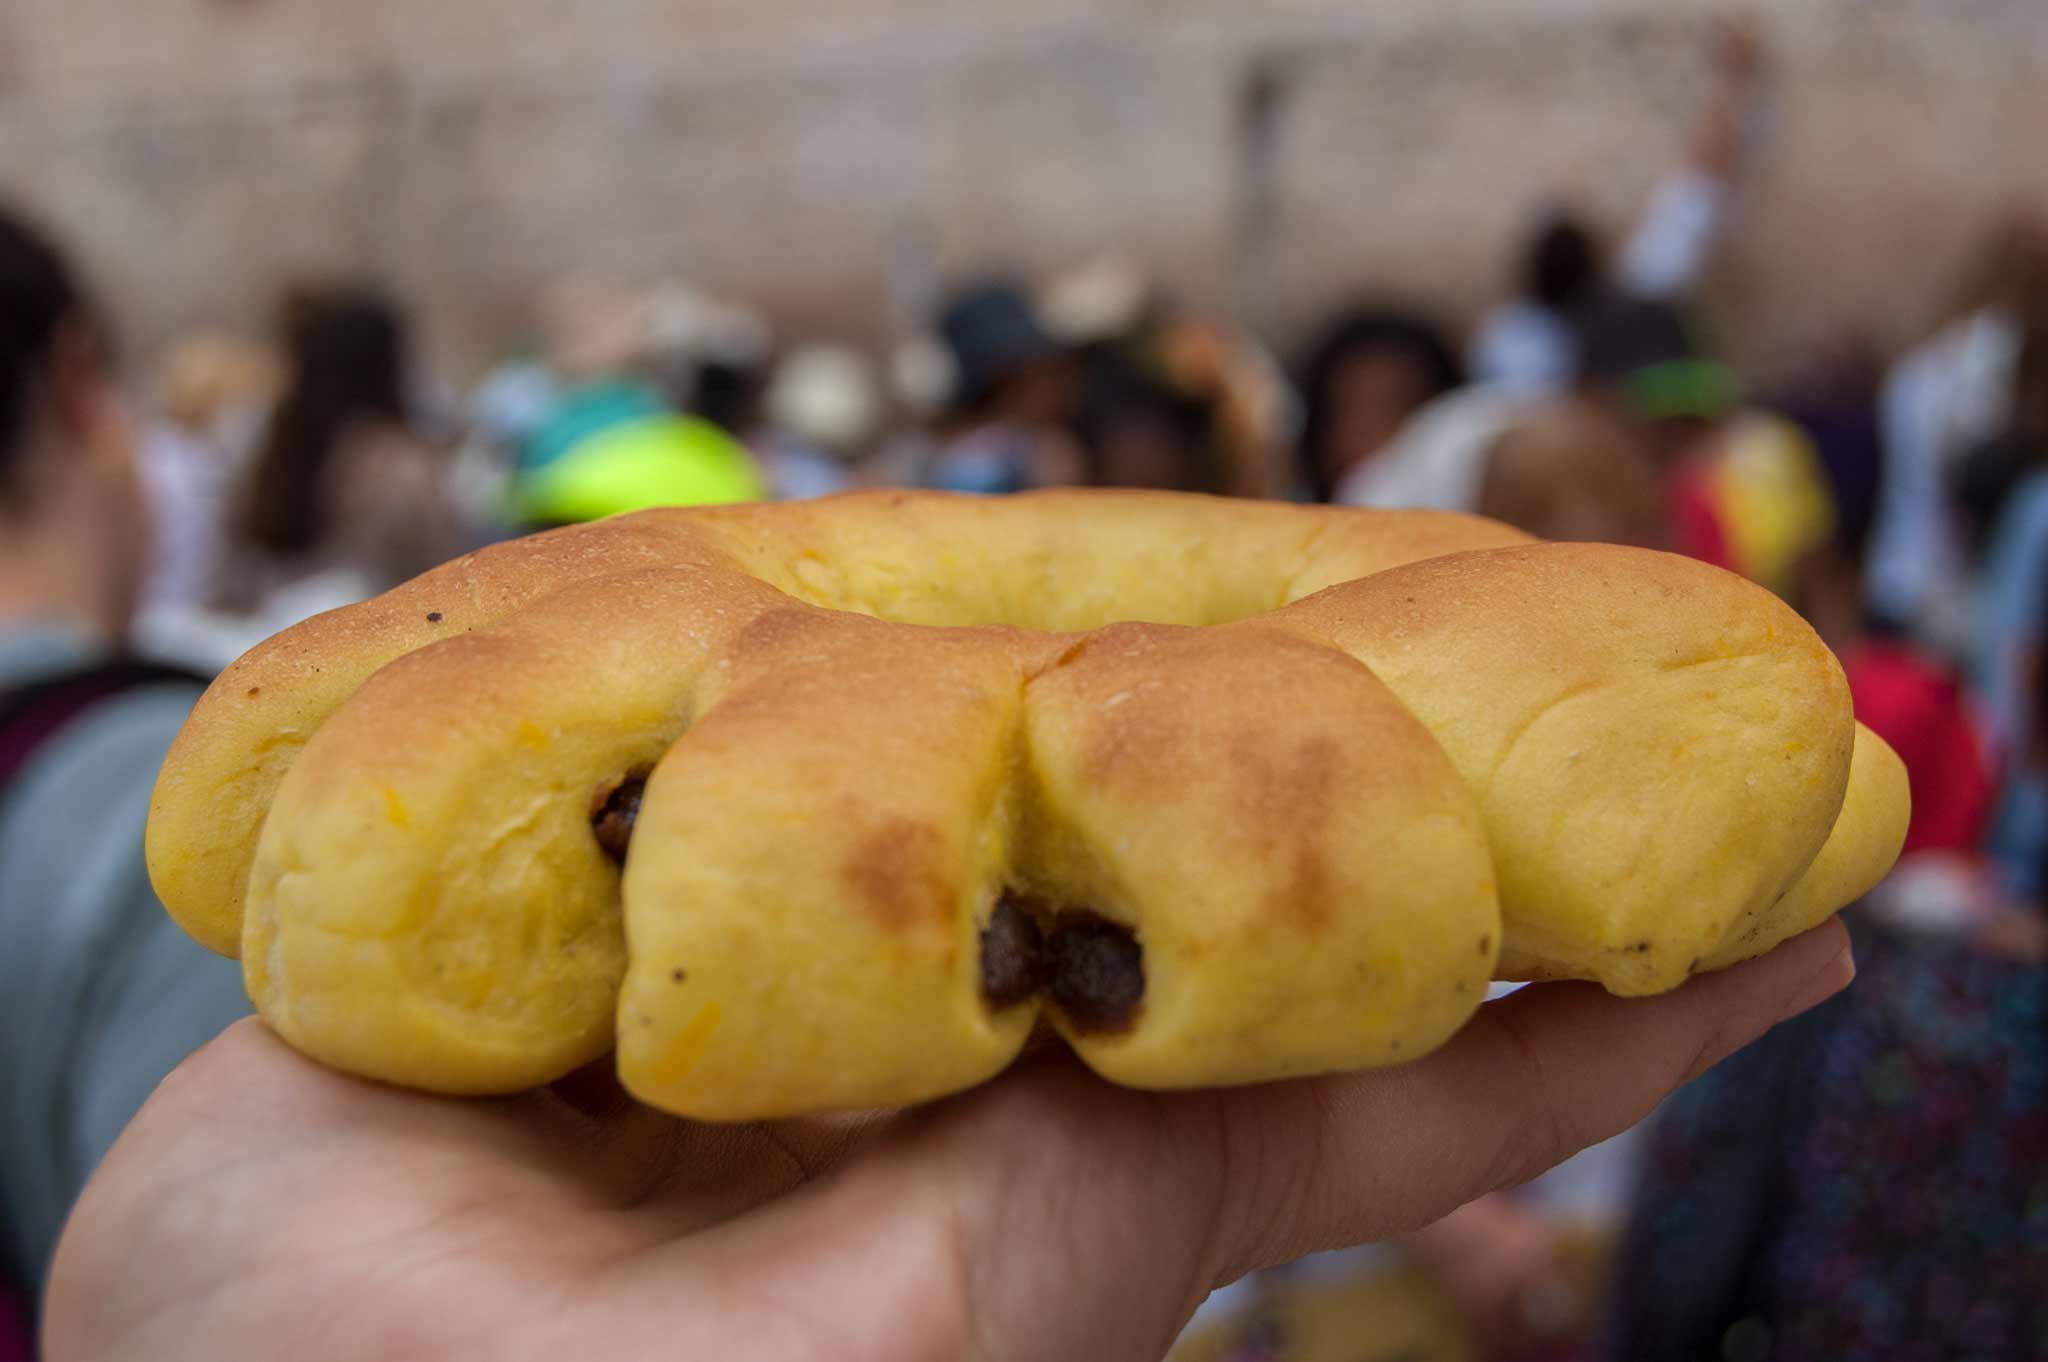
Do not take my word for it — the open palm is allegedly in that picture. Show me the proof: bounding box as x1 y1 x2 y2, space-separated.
45 920 1850 1362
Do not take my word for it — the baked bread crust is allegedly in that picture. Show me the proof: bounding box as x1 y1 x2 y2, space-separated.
146 490 1907 1119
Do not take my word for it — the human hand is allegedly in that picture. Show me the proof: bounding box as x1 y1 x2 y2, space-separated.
44 921 1852 1362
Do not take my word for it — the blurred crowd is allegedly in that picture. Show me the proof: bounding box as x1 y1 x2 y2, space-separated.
3 18 2045 1362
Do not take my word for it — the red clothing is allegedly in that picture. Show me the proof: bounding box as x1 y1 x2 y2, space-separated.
1842 641 1996 857
1666 459 1733 571
0 1283 25 1362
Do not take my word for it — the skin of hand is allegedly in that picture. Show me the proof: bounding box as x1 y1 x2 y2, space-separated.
43 920 1853 1362
1713 17 1762 90
1690 17 1765 180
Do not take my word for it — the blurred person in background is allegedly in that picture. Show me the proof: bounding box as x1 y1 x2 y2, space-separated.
1472 213 1601 399
126 331 287 669
0 203 248 1351
1296 307 1464 505
1473 400 1668 548
1608 606 2048 1360
1317 310 1671 553
642 279 776 442
1154 316 1296 500
1469 20 1762 394
1764 333 1888 583
134 332 282 620
1965 317 2048 764
1966 319 2048 921
1987 637 2048 915
1572 296 1856 640
1041 254 1295 499
1073 352 1228 495
755 342 883 500
923 279 1083 494
219 286 475 630
509 277 765 527
1866 214 2048 653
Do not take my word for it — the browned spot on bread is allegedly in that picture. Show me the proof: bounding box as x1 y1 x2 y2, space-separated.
842 816 953 932
1237 734 1344 932
728 606 847 665
245 686 260 698
425 611 442 623
1285 842 1338 934
1263 735 1343 813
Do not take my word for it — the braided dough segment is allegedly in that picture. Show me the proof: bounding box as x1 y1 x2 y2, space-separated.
149 512 741 955
619 615 1498 1120
1020 623 1499 1091
244 566 790 1094
150 494 1898 1115
1698 721 1907 971
149 493 1526 959
617 611 1061 1120
1270 542 1886 994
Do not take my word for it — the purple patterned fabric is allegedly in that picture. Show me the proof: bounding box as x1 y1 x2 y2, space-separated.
1612 920 2048 1359
0 1283 28 1362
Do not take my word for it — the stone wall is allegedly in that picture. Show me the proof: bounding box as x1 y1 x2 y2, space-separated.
4 0 2045 382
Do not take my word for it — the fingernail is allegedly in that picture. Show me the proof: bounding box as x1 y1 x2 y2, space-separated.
1782 943 1855 1018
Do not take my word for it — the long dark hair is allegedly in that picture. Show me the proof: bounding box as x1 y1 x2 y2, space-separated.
241 287 409 554
0 203 91 508
1293 308 1463 502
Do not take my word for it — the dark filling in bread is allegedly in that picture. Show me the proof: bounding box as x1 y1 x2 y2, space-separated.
591 776 647 865
979 894 1143 1033
1046 911 1145 1033
979 892 1047 1008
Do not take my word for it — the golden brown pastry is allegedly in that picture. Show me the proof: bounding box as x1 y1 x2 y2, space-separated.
146 490 1907 1120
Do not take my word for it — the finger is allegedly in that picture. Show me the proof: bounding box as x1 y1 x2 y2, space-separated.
546 1054 902 1224
604 1052 1215 1362
613 920 1852 1362
1204 917 1855 1279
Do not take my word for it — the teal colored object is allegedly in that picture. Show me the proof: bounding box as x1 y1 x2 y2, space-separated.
520 381 671 475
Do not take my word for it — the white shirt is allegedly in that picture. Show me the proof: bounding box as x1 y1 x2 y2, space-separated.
1333 385 1529 514
1468 170 1732 394
1866 308 2022 644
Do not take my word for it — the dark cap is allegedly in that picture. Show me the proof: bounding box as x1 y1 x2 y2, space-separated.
1577 294 1739 420
937 280 1058 411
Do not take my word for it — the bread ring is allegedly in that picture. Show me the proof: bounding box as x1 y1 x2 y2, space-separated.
146 490 1907 1119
